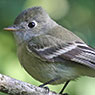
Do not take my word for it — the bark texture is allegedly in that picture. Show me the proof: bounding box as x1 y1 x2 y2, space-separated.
0 74 60 95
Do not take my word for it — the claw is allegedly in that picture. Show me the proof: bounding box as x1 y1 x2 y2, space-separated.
39 85 50 93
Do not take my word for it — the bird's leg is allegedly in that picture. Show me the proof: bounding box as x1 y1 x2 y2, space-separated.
59 80 70 95
39 77 59 87
39 78 60 91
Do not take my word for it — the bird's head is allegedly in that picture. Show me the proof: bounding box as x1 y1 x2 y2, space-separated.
4 7 56 44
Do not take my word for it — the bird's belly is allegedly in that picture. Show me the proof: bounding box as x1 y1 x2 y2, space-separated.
17 49 79 85
19 54 79 85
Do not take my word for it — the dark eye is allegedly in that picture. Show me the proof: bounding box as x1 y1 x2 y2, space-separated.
28 20 37 28
28 22 35 28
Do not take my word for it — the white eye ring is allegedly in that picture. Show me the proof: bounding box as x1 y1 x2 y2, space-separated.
28 20 37 28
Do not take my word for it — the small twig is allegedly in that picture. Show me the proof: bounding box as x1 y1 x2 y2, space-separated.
0 74 60 95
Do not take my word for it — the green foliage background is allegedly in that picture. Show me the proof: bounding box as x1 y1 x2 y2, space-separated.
0 0 95 95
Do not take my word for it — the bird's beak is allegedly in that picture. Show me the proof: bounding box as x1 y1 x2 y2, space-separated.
4 26 17 31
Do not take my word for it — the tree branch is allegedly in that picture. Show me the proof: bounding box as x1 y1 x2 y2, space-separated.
0 74 60 95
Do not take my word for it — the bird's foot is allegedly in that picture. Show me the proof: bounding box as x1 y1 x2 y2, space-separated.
43 86 50 92
39 85 50 92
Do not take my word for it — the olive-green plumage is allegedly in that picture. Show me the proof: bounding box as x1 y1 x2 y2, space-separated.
4 7 95 86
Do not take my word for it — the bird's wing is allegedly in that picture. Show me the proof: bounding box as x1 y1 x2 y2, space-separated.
27 36 95 69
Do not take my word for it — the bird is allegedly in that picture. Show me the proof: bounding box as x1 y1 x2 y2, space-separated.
4 6 95 94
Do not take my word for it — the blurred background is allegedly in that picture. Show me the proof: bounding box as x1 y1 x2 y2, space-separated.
0 0 95 95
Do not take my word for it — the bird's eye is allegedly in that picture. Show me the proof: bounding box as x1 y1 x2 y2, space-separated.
28 21 37 28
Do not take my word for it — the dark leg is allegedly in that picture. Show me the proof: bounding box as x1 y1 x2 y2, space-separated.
39 78 59 87
59 80 70 95
39 78 60 92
